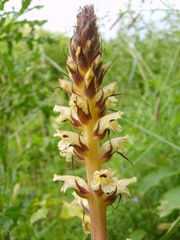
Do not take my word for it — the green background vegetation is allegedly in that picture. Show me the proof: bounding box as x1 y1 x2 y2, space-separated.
0 0 180 239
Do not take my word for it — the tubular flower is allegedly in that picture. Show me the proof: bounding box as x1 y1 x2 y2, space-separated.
90 168 136 196
101 135 129 162
116 177 137 196
53 105 81 128
53 105 72 123
54 130 88 161
53 174 89 197
94 112 123 138
53 5 136 239
54 130 82 146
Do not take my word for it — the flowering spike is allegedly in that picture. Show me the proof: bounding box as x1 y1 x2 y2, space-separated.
53 5 136 239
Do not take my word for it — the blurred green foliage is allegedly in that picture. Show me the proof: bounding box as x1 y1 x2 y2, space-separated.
0 0 180 239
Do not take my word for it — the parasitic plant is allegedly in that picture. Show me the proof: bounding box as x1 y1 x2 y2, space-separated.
53 5 136 240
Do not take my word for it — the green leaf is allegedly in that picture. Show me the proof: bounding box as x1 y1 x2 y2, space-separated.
128 229 146 240
157 186 180 217
45 198 61 207
0 0 8 11
160 216 180 240
19 0 31 15
10 222 35 239
0 216 14 232
5 206 23 220
137 166 180 195
30 208 48 224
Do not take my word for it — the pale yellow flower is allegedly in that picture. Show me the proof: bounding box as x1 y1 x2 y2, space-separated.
54 130 88 161
54 130 81 146
95 112 123 135
53 5 137 235
101 135 129 157
53 174 88 193
91 169 118 193
91 168 137 195
53 105 71 123
116 177 137 196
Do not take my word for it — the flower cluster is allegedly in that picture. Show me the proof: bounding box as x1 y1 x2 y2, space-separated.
54 169 136 207
53 5 136 238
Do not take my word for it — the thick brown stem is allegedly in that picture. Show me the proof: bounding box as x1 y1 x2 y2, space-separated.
85 104 107 240
89 193 107 240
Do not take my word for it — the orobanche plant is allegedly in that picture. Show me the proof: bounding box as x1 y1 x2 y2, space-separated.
53 5 136 240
